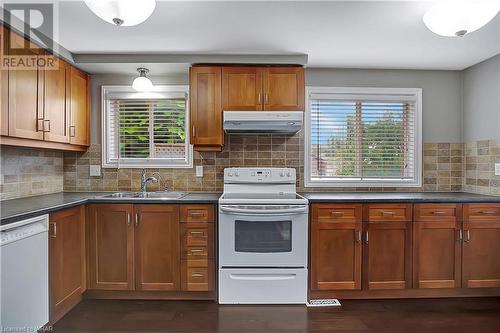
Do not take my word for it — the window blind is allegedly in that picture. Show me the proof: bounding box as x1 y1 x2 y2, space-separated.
308 92 420 185
104 90 191 167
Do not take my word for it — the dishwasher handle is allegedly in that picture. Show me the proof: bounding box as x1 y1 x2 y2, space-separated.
0 215 49 246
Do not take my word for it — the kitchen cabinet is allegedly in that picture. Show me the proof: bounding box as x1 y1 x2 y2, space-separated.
43 59 70 143
222 67 263 111
190 66 223 151
310 204 363 291
49 206 86 323
413 204 462 289
363 204 412 290
262 67 304 111
69 66 90 146
7 30 43 140
88 204 135 291
462 204 500 288
135 205 180 291
0 26 90 151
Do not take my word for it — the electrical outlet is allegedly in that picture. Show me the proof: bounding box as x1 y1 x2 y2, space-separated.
495 163 500 176
89 165 101 177
196 165 203 177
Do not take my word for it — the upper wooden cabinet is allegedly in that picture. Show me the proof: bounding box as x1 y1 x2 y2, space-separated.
222 67 263 111
263 67 304 111
0 26 90 151
69 67 90 146
221 66 304 112
190 66 223 151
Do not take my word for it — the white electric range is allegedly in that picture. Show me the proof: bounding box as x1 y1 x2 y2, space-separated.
218 167 308 304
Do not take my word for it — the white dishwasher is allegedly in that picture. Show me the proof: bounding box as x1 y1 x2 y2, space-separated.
1 215 49 331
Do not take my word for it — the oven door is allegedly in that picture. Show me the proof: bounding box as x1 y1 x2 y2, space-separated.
218 205 308 267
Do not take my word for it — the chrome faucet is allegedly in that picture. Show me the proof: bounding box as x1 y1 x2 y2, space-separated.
140 168 158 193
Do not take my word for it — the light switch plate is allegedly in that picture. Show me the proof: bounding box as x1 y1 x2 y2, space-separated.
90 165 101 177
495 163 500 176
196 165 203 177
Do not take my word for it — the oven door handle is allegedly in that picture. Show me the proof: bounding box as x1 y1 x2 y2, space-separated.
229 273 297 281
219 205 308 216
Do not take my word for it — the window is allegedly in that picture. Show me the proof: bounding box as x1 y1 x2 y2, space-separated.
305 87 422 187
102 86 192 168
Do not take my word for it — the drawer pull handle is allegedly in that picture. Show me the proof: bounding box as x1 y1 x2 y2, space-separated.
191 273 205 278
382 211 396 217
190 212 205 217
478 210 498 215
190 249 204 254
331 211 345 217
432 211 447 215
190 231 205 235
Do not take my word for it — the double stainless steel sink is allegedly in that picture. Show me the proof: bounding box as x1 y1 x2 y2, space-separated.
101 192 187 200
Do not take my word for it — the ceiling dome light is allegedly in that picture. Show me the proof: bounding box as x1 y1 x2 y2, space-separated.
423 0 500 37
132 68 153 92
84 0 156 27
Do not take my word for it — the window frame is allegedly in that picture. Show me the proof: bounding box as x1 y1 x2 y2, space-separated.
304 86 423 188
101 85 193 168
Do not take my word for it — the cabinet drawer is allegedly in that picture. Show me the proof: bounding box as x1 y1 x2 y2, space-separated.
415 204 458 222
181 224 212 247
180 205 214 223
181 260 214 291
312 204 362 223
366 204 412 222
464 204 500 222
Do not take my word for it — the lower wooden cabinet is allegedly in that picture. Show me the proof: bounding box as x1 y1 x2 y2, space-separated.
88 204 135 291
462 204 500 288
87 203 215 294
135 205 180 291
413 204 462 289
49 206 85 323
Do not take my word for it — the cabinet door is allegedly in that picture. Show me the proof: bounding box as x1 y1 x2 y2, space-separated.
7 31 43 140
263 67 304 111
364 221 412 290
43 59 69 143
310 204 362 291
134 205 180 291
190 66 223 148
222 67 263 111
69 66 90 146
413 221 462 289
0 26 7 136
88 204 135 290
49 206 85 323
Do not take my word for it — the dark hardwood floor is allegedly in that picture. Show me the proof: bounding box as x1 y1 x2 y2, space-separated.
52 298 500 333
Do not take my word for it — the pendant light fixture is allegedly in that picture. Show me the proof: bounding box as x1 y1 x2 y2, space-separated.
423 0 500 37
132 68 154 92
84 0 156 27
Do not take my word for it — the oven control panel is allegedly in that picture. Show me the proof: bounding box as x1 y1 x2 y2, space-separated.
224 168 296 182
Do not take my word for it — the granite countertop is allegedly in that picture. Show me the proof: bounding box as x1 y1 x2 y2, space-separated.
302 192 500 203
0 192 221 225
2 191 500 226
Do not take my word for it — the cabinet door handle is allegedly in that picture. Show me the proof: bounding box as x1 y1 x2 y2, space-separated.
50 222 57 238
135 213 140 227
464 229 471 242
43 119 51 132
264 94 269 105
192 126 196 138
356 230 362 243
69 125 76 137
37 118 44 132
127 213 131 226
457 229 463 242
364 231 369 244
257 93 261 105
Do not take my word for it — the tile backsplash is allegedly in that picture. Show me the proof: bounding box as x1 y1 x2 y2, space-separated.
0 146 64 200
62 133 464 194
463 140 500 196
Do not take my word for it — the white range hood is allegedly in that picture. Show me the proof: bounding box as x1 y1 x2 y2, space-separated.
223 111 303 134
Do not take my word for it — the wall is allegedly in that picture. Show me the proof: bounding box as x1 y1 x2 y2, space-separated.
61 69 465 193
0 146 64 200
462 55 500 196
306 68 463 143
